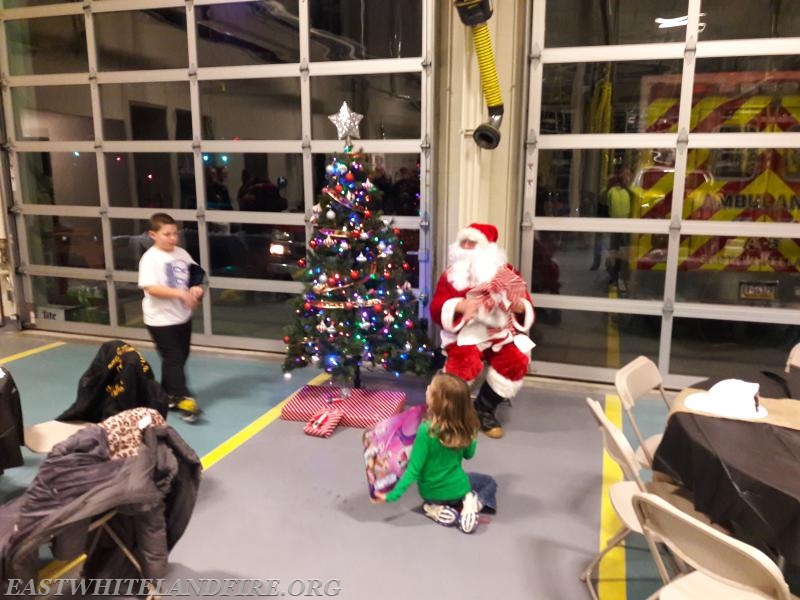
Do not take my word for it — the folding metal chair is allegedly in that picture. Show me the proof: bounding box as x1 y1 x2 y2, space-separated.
614 356 670 469
582 397 725 600
633 492 796 599
786 343 800 373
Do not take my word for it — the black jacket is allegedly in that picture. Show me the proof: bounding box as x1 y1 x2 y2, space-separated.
0 368 23 471
58 340 169 423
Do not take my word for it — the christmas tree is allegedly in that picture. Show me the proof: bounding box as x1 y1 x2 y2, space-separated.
283 102 433 386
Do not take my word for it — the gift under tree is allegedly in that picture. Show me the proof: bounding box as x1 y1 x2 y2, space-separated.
282 102 432 388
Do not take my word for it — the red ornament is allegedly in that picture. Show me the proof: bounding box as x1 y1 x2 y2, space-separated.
405 320 414 329
364 210 372 218
345 302 354 309
345 172 354 181
309 239 318 249
373 302 383 313
351 230 360 239
303 302 311 311
297 258 307 268
350 269 360 279
283 335 291 343
335 184 343 193
402 262 410 270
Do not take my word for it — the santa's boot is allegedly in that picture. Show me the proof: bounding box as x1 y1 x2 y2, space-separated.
475 382 505 439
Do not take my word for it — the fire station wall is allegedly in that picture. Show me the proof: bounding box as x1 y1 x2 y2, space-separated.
432 0 527 276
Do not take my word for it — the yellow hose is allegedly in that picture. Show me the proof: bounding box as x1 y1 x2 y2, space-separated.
471 23 503 110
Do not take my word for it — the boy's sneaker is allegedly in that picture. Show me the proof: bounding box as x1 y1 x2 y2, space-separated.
459 491 480 534
422 503 459 527
170 396 202 423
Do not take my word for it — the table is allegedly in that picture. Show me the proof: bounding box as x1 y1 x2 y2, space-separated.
653 387 800 564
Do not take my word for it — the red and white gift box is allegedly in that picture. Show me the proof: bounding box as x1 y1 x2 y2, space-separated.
303 404 345 438
282 385 406 429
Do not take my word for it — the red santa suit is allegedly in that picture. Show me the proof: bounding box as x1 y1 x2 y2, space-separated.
430 223 534 400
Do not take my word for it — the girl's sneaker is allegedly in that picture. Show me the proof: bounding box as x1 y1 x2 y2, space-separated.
422 503 459 527
459 491 480 534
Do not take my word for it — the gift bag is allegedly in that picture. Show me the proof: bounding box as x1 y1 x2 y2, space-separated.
303 404 344 438
362 405 425 498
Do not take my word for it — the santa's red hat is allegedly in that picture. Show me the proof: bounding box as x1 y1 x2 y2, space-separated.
456 222 499 247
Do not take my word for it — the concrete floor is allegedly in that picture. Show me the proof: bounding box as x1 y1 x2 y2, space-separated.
0 329 667 600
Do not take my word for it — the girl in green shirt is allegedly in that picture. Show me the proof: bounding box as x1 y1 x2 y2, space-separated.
373 373 497 534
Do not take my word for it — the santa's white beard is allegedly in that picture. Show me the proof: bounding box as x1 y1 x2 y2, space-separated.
447 241 507 290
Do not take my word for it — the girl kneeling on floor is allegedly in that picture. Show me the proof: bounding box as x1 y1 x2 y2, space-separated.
372 372 497 533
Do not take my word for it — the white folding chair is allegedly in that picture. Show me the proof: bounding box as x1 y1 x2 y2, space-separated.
786 343 800 373
582 397 724 600
24 420 89 454
633 492 797 599
615 355 670 469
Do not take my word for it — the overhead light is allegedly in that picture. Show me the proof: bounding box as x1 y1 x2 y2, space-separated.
655 13 706 32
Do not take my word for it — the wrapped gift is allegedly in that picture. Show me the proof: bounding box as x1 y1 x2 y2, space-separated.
362 405 425 498
281 385 406 429
303 403 345 438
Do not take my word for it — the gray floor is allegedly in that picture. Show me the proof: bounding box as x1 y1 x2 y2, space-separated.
162 374 608 600
0 328 627 600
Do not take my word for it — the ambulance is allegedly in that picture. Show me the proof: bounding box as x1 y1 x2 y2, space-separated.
629 71 800 308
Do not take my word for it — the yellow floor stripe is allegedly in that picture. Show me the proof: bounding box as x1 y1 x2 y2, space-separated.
0 341 65 365
606 286 621 369
37 554 86 587
200 372 330 471
598 393 627 599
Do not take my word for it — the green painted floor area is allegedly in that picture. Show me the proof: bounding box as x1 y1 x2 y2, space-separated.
0 337 317 502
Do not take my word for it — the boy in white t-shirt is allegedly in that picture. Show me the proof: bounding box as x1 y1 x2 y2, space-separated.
138 213 204 422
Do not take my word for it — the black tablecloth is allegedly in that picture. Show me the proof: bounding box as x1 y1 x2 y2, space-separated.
693 367 800 400
654 412 800 563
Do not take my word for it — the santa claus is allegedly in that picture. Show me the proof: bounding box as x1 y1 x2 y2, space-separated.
430 223 535 438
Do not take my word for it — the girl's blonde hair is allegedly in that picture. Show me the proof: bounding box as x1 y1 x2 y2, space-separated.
427 373 480 449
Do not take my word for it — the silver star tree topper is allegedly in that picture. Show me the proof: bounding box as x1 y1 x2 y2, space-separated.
328 101 363 142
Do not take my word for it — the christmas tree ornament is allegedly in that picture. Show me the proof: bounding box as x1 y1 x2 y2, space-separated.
326 209 336 220
328 101 364 141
